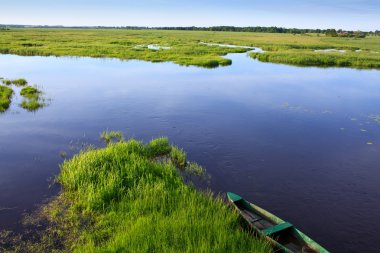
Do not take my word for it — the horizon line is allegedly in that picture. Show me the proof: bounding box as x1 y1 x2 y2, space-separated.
1 24 377 32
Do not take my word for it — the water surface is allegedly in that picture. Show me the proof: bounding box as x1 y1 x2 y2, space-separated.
0 53 380 252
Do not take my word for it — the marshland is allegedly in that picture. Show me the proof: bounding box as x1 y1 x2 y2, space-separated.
0 27 379 253
0 28 379 69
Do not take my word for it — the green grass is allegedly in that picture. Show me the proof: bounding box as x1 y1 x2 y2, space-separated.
11 78 28 86
171 146 187 168
100 131 125 144
20 99 44 112
251 50 380 68
19 85 45 112
2 79 12 85
1 28 379 69
369 115 380 124
0 85 13 112
1 135 271 252
2 78 28 86
20 86 40 99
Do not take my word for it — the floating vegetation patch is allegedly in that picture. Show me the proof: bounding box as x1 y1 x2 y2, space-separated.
369 115 380 124
20 86 40 99
0 78 49 113
2 78 28 86
19 85 47 112
0 85 13 112
1 79 12 85
100 131 125 144
20 98 45 112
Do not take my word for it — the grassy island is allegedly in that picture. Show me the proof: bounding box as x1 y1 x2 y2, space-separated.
2 136 271 252
0 77 47 113
0 28 379 69
19 85 45 111
0 85 14 112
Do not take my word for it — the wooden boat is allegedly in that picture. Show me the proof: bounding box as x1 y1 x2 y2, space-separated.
227 192 329 253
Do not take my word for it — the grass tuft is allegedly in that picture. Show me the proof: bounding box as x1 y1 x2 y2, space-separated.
11 78 28 86
2 79 12 85
2 78 28 86
100 131 125 144
20 86 40 99
20 99 44 112
19 85 46 112
145 137 172 157
171 146 187 168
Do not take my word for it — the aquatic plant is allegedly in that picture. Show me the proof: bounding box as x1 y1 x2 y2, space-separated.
0 78 49 113
2 78 28 86
2 79 12 85
20 86 40 99
369 115 380 124
0 85 13 112
145 137 172 157
11 78 28 86
1 136 271 252
19 85 45 112
100 131 124 144
171 146 187 168
20 98 44 111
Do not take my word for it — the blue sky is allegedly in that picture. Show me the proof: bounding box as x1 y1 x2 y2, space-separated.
1 0 379 31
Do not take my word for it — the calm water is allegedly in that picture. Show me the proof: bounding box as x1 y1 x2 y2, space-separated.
1 53 380 252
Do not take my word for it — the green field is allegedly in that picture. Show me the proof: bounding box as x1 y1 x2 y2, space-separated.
2 136 271 252
0 28 379 68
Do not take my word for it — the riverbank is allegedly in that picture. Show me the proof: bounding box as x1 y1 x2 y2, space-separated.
0 28 379 69
1 135 271 252
250 49 380 69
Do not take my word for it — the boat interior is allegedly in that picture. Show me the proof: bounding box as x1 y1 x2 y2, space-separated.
234 199 317 253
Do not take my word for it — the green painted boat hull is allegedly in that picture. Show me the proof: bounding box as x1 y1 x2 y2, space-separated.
227 192 329 253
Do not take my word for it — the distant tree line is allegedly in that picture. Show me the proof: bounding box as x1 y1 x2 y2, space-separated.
146 26 379 36
325 29 368 38
0 24 379 36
